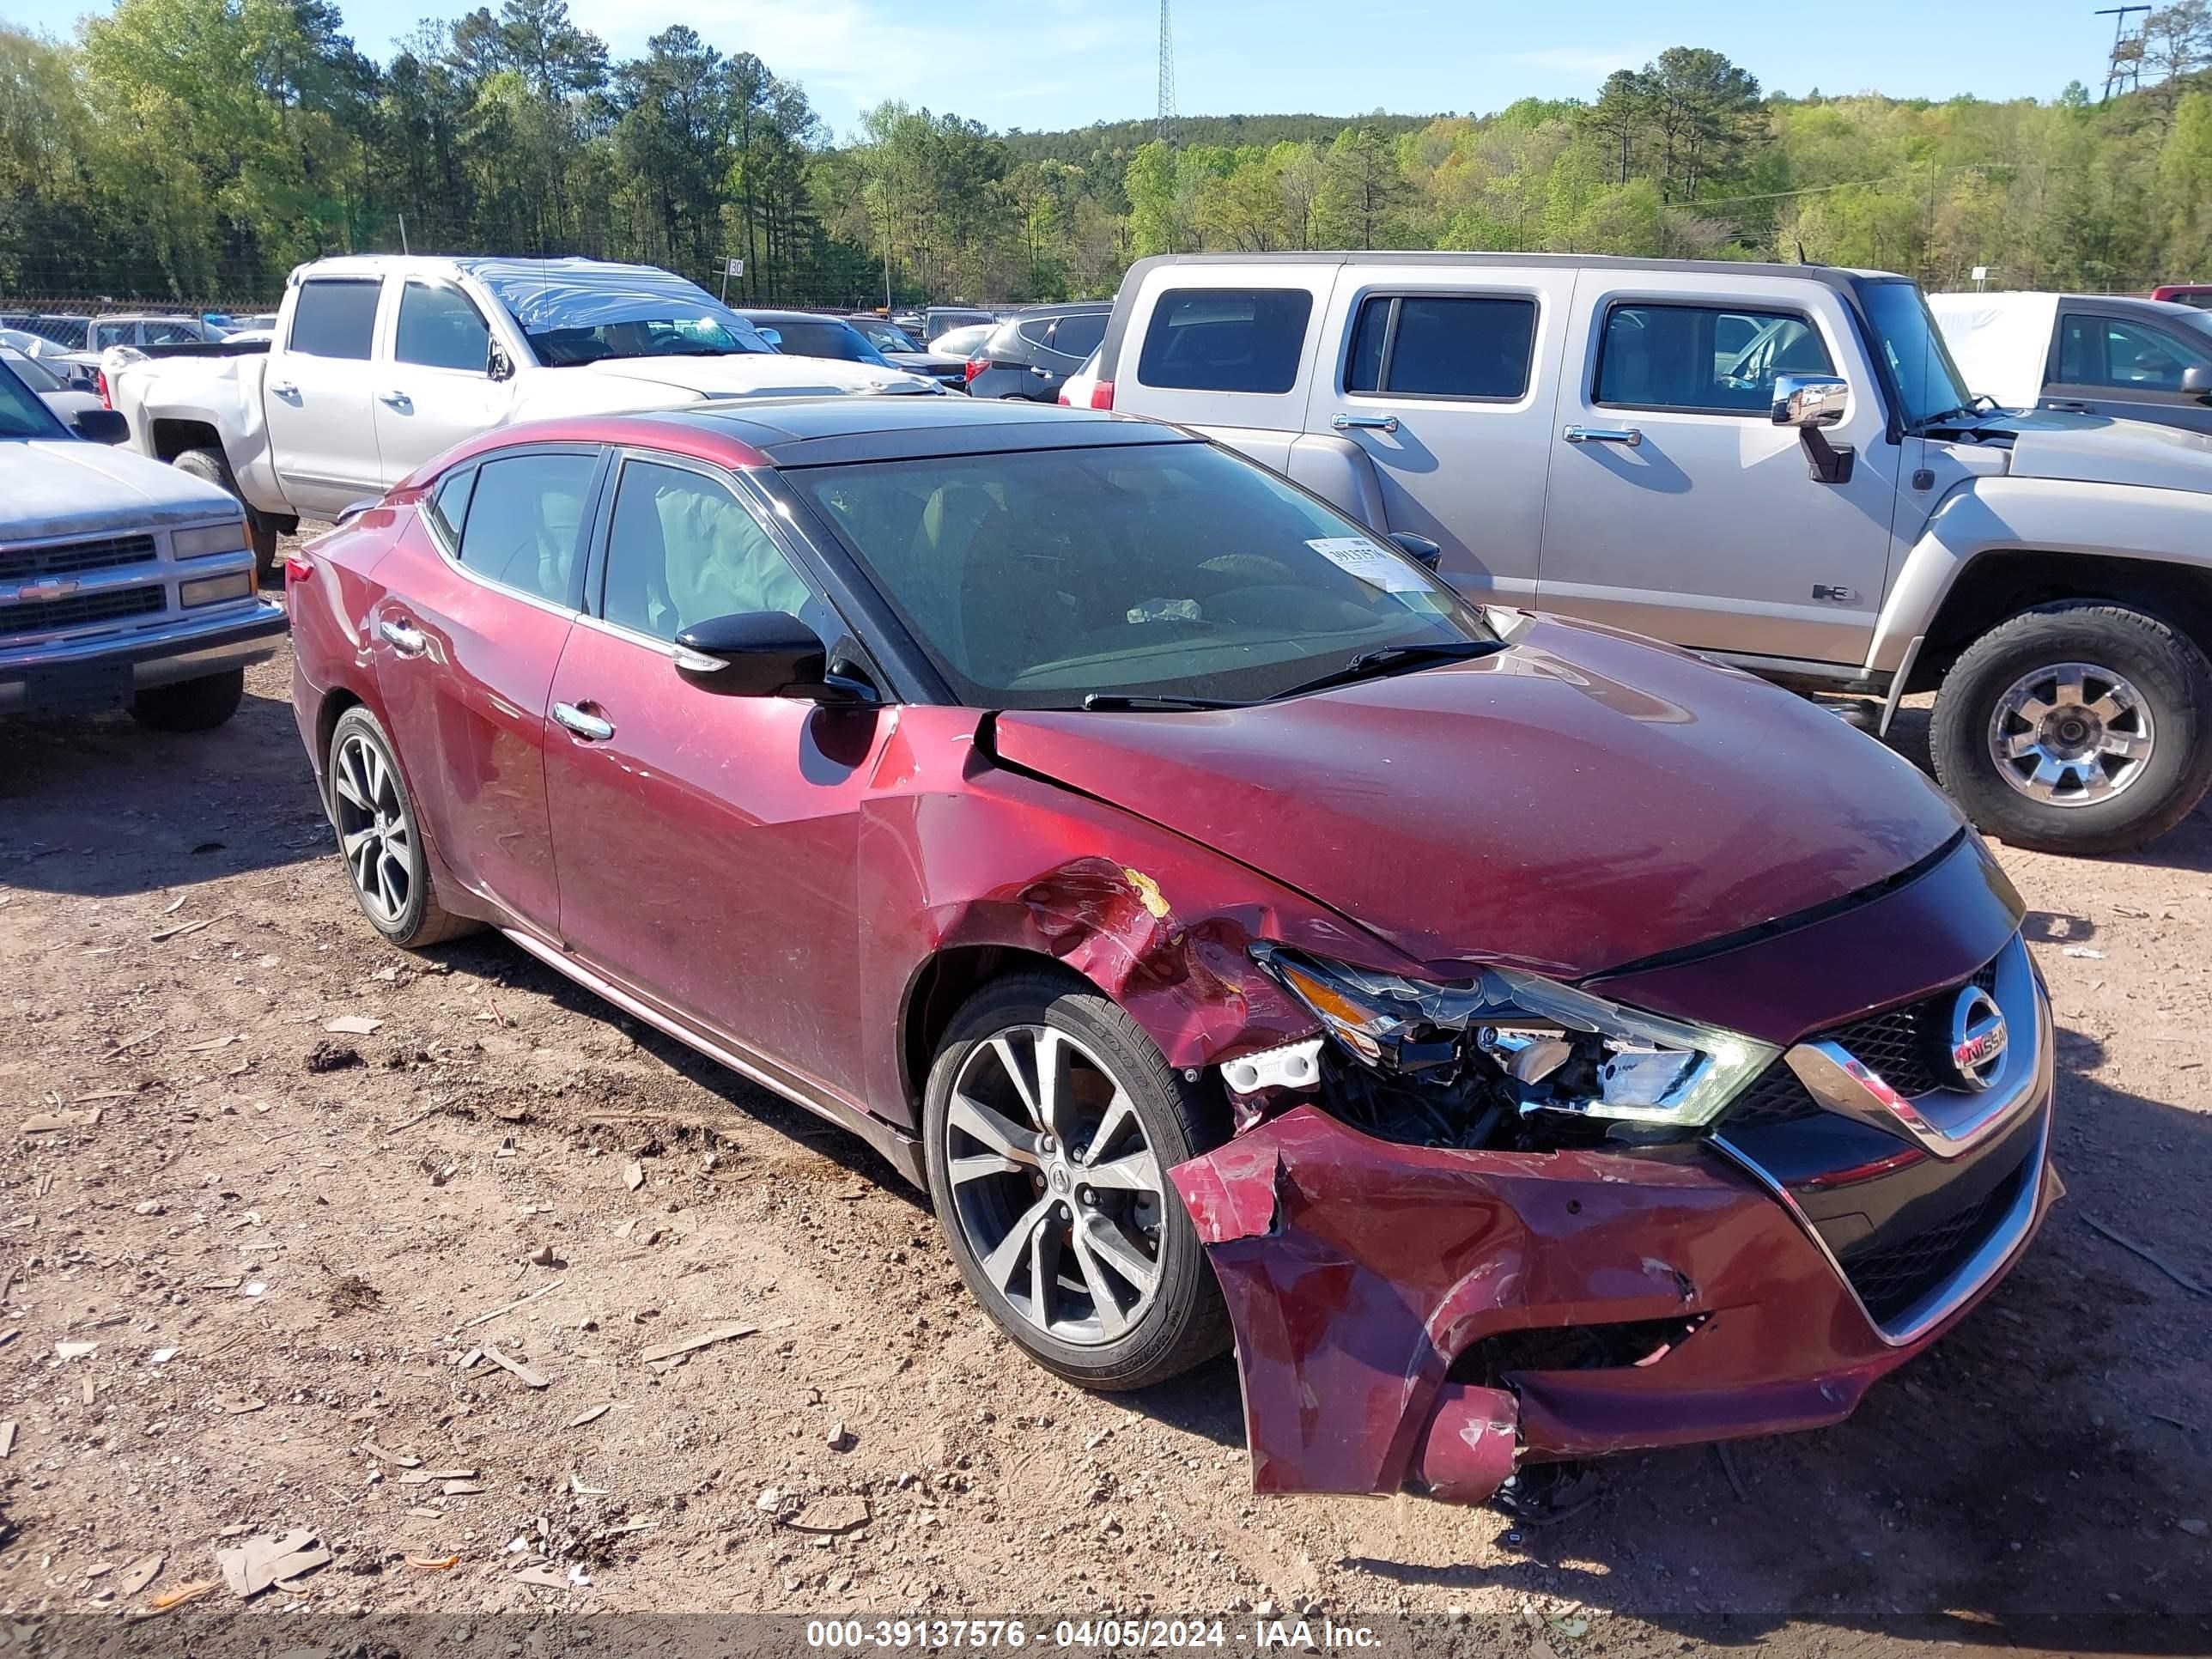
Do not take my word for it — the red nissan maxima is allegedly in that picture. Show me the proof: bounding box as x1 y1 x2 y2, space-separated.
290 398 2057 1509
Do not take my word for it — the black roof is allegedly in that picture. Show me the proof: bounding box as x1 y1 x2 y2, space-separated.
674 396 1191 467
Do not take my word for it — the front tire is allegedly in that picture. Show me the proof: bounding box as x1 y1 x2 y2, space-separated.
1930 601 2212 855
326 705 476 948
922 972 1230 1391
129 668 244 732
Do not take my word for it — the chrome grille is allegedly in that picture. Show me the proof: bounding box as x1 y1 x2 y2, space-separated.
0 586 166 640
0 534 158 584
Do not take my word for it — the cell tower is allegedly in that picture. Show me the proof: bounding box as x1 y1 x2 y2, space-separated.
2098 5 2148 100
1157 0 1176 143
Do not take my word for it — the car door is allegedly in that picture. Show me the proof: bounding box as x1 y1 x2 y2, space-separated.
370 445 607 936
2043 309 2212 434
265 275 388 515
1029 311 1107 399
1537 275 1901 667
543 451 890 1105
1305 267 1574 606
372 278 516 483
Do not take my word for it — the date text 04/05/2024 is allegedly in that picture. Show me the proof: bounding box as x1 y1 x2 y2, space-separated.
804 1619 1386 1650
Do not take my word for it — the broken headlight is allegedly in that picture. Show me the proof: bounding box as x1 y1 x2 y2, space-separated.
1252 945 1776 1129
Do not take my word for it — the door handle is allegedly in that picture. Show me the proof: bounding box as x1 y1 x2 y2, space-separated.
2044 399 2094 414
1564 423 1644 447
1332 412 1400 434
552 701 615 743
378 389 412 410
378 616 426 656
1029 364 1054 378
269 380 300 398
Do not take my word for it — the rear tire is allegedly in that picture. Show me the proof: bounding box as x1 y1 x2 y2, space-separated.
922 971 1230 1392
129 668 244 732
326 704 477 948
1930 601 2212 855
173 447 280 580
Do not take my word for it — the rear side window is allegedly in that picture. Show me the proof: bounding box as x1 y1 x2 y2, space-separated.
1345 295 1537 399
1138 289 1313 393
395 283 491 372
1595 302 1833 413
289 279 381 361
454 451 598 607
1018 319 1056 349
427 466 477 547
1050 313 1107 359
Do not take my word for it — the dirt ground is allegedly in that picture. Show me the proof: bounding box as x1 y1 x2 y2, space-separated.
2 569 2209 1655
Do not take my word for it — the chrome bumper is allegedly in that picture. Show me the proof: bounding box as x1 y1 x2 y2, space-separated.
0 599 289 714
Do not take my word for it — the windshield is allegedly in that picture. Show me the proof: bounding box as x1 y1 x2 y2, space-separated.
855 319 923 354
796 441 1496 710
761 319 890 367
932 325 992 359
1857 279 1976 425
0 361 63 439
527 314 765 367
1 349 64 392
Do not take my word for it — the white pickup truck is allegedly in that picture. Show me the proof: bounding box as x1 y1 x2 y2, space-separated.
108 255 939 568
1095 252 2212 854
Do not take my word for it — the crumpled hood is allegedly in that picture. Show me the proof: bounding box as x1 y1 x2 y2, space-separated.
989 616 1965 979
2 435 239 538
2001 408 2212 495
576 354 939 398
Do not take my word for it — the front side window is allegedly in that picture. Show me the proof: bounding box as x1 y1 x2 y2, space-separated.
289 279 381 361
453 451 597 606
1346 295 1537 399
396 283 492 373
1596 302 1835 414
1137 288 1314 393
798 440 1493 709
2059 314 2211 391
601 459 811 642
94 321 132 349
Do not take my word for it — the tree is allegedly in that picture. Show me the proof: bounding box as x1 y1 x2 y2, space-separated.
2142 2 2212 122
1644 46 1761 202
1582 69 1650 185
1317 126 1407 249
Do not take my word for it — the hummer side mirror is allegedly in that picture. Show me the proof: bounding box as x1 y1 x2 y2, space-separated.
1771 372 1855 484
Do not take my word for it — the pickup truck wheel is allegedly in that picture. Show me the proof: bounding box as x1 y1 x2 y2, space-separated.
1931 602 2212 855
129 668 244 732
172 447 280 579
326 706 477 948
921 972 1230 1392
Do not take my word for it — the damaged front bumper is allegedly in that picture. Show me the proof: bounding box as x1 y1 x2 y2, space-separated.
1168 923 2059 1507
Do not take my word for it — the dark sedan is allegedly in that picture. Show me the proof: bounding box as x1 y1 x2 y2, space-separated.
963 303 1109 400
289 398 2057 1510
846 315 970 390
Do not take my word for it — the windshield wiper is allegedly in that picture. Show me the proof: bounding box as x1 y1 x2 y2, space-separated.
1079 692 1250 712
1267 639 1505 702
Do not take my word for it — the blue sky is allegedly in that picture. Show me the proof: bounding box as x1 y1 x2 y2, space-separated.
8 0 2125 141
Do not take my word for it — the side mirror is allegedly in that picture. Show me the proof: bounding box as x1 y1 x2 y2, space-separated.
488 342 514 381
73 408 128 446
672 612 877 705
2184 364 2212 398
1771 373 1850 428
756 327 782 349
1388 532 1443 571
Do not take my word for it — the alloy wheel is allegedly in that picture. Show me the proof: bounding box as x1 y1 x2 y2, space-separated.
942 1024 1167 1346
1986 660 2155 806
331 731 414 926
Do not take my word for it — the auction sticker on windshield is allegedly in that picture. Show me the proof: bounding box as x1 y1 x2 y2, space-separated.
1305 537 1423 591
